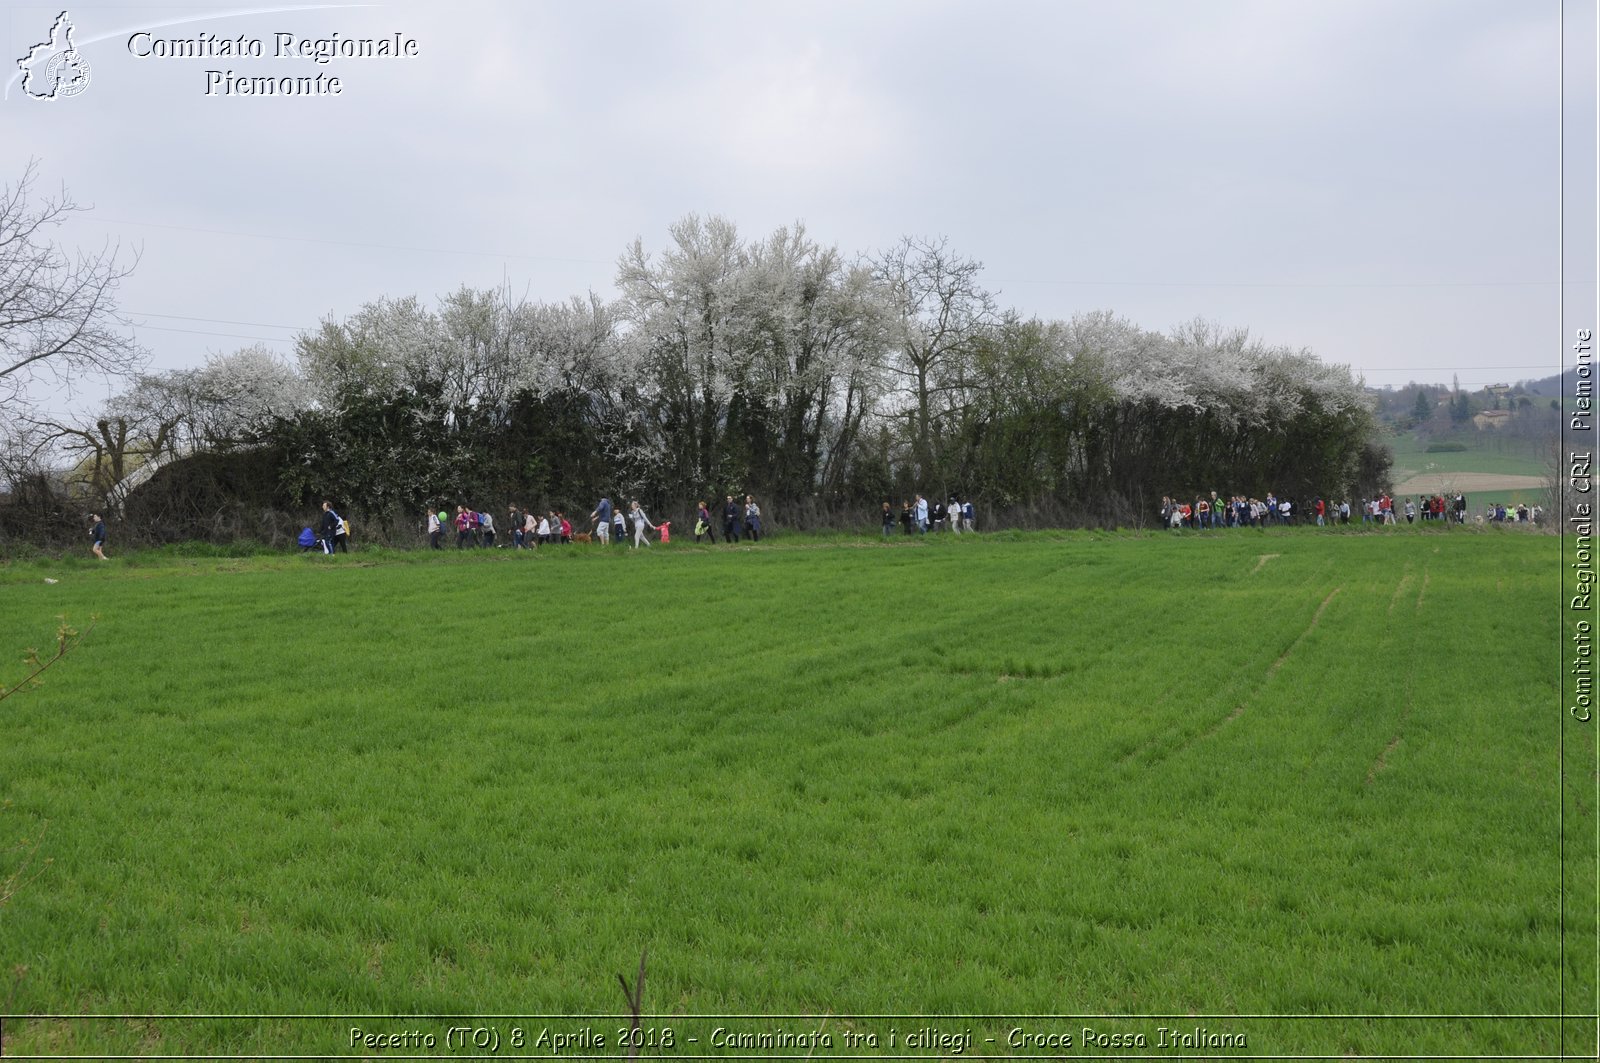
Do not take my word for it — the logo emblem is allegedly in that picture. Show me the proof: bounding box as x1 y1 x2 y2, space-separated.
17 11 91 100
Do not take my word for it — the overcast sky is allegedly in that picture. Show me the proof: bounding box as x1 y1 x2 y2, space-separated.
5 0 1594 407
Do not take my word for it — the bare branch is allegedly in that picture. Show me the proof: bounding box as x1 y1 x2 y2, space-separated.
0 159 146 412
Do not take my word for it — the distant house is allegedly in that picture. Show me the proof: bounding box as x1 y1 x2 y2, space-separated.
1473 409 1513 430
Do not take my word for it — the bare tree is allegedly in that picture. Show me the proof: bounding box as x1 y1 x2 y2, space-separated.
0 160 145 411
868 236 996 481
18 403 182 509
21 349 311 511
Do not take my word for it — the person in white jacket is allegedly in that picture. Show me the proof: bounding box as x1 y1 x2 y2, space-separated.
629 500 655 548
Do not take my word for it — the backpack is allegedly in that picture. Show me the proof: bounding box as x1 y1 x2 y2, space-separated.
340 518 351 537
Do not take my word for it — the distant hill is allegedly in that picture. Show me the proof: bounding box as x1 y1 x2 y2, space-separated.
1362 367 1573 400
1362 367 1576 423
1520 367 1580 397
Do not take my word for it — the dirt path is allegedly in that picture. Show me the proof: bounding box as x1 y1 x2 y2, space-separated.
1391 472 1546 495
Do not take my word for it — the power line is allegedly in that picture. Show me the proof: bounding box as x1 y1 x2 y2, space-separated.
1352 365 1558 373
82 217 1591 290
125 311 309 331
94 217 612 266
129 323 296 343
994 277 1567 289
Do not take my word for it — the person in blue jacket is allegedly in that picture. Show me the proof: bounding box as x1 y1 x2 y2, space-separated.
319 501 347 554
89 514 107 560
591 496 614 545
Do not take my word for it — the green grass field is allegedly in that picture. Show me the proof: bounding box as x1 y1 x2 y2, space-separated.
1385 433 1550 480
0 528 1585 1057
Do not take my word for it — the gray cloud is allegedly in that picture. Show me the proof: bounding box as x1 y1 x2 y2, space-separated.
4 0 1581 404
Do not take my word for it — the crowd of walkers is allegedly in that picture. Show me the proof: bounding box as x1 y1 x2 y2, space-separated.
416 499 647 550
1158 490 1539 529
690 495 763 543
881 495 977 536
301 490 972 555
289 484 1540 558
399 493 769 553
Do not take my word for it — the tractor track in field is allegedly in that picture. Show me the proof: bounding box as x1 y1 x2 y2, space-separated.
1250 553 1281 575
1116 672 1205 765
1265 585 1341 679
1367 569 1426 783
1365 731 1405 785
1387 567 1414 615
1366 693 1415 786
1201 585 1341 738
1137 585 1343 764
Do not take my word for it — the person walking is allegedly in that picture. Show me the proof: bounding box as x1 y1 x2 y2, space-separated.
89 513 107 560
629 500 655 547
320 501 348 554
509 506 523 549
900 500 913 535
722 495 741 543
591 496 614 545
427 507 442 550
480 509 496 548
914 494 928 534
881 501 895 538
612 506 626 545
743 495 762 542
963 499 976 533
696 501 717 543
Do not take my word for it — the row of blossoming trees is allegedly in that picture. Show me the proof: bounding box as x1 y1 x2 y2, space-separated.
4 214 1388 544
